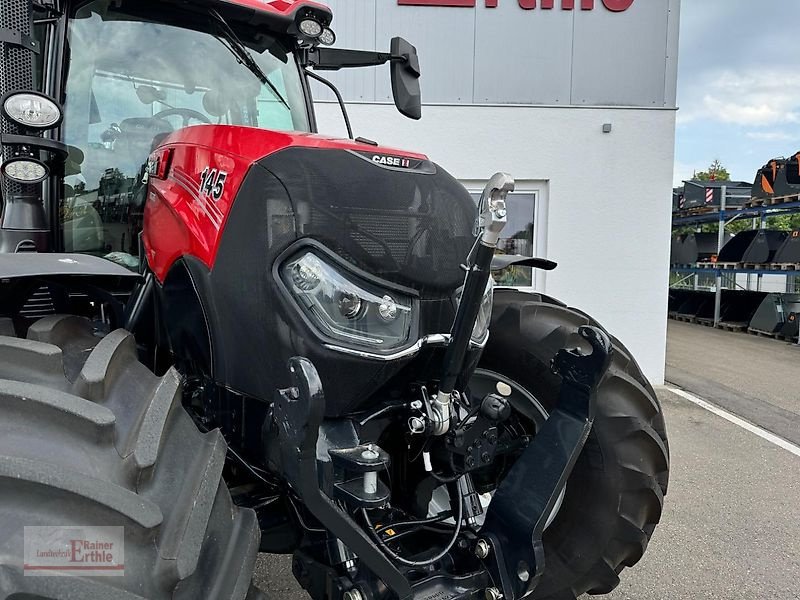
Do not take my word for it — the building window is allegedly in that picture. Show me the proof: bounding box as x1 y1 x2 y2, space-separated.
469 191 536 287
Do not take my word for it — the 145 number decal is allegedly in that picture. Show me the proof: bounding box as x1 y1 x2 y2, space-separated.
199 167 228 201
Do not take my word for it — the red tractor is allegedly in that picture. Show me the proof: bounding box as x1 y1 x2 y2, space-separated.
0 1 669 598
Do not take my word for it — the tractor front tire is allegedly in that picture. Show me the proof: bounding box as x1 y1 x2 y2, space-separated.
0 315 261 599
479 290 669 600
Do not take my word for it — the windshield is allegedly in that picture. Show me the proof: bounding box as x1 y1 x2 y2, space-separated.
61 0 310 258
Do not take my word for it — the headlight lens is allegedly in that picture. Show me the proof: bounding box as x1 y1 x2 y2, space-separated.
281 252 414 350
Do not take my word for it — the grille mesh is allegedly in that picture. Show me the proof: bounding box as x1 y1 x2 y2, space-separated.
1 0 36 199
263 148 476 295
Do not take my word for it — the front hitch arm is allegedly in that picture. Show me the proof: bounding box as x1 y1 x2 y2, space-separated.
479 326 613 599
273 357 413 600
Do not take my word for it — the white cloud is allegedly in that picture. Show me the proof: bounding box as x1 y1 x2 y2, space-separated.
679 70 800 127
744 131 799 142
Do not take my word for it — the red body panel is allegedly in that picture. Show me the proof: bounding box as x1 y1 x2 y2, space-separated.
143 125 428 282
219 0 331 16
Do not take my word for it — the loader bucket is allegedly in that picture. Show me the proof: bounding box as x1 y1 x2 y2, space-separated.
772 231 800 263
675 291 712 320
669 290 767 326
670 235 687 264
740 230 789 264
678 234 697 265
685 232 731 262
749 294 800 334
780 312 799 341
718 230 786 264
671 234 701 265
668 289 694 313
786 152 800 186
718 230 759 262
720 290 768 324
751 159 783 199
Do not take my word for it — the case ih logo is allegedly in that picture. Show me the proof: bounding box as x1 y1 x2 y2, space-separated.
398 0 635 11
373 154 412 168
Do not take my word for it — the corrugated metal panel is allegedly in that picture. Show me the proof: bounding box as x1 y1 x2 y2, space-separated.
374 3 476 103
474 7 573 104
570 0 671 106
311 0 378 102
663 0 681 108
322 0 679 108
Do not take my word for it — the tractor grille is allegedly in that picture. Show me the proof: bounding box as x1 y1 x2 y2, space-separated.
262 148 476 295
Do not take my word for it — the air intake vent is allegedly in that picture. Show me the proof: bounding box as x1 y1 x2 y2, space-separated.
20 286 55 318
14 240 37 252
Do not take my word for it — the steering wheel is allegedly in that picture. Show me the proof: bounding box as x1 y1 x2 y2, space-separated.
152 107 211 127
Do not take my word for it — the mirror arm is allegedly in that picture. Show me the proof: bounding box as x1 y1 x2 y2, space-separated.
305 48 406 71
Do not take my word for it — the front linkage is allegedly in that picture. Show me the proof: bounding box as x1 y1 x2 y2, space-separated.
479 325 612 599
272 174 613 600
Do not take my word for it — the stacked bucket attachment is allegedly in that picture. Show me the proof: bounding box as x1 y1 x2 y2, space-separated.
748 294 800 338
752 153 800 203
670 232 732 265
716 230 787 265
668 290 768 329
772 231 800 264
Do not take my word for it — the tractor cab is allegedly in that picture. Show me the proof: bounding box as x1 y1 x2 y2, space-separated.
0 0 420 261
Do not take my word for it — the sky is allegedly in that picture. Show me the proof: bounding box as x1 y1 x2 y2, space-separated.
675 0 800 186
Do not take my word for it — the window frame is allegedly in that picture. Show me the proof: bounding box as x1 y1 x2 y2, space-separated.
463 180 549 291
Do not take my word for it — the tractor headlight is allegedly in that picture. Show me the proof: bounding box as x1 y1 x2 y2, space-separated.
281 251 414 351
2 92 62 130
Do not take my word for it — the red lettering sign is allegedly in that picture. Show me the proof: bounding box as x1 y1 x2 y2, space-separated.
397 0 635 9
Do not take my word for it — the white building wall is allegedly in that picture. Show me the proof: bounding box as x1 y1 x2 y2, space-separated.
316 102 676 383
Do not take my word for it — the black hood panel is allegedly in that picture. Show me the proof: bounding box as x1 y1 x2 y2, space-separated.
258 147 476 297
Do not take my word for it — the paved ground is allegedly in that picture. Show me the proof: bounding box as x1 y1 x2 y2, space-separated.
253 323 800 599
666 320 800 445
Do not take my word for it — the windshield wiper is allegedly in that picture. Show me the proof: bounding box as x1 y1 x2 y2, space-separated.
208 8 291 112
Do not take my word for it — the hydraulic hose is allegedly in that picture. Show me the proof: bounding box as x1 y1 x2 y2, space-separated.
362 490 463 568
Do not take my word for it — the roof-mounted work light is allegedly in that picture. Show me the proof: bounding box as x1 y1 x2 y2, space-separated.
1 157 49 184
298 18 323 39
319 27 336 46
2 92 62 130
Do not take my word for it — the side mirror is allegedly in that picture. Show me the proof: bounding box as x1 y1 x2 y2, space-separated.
136 85 166 105
390 37 422 120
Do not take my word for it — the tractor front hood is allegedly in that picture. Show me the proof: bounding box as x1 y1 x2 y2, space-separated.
147 125 479 415
254 144 477 296
150 125 477 296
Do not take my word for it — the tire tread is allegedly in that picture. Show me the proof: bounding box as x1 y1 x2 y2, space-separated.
0 316 259 599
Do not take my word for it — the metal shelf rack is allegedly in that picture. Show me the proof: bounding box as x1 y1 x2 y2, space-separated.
670 185 800 344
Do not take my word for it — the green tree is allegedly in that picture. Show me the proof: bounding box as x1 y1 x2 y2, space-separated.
693 159 731 182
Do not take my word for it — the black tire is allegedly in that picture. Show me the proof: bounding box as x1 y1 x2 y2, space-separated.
479 290 669 599
0 315 261 599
